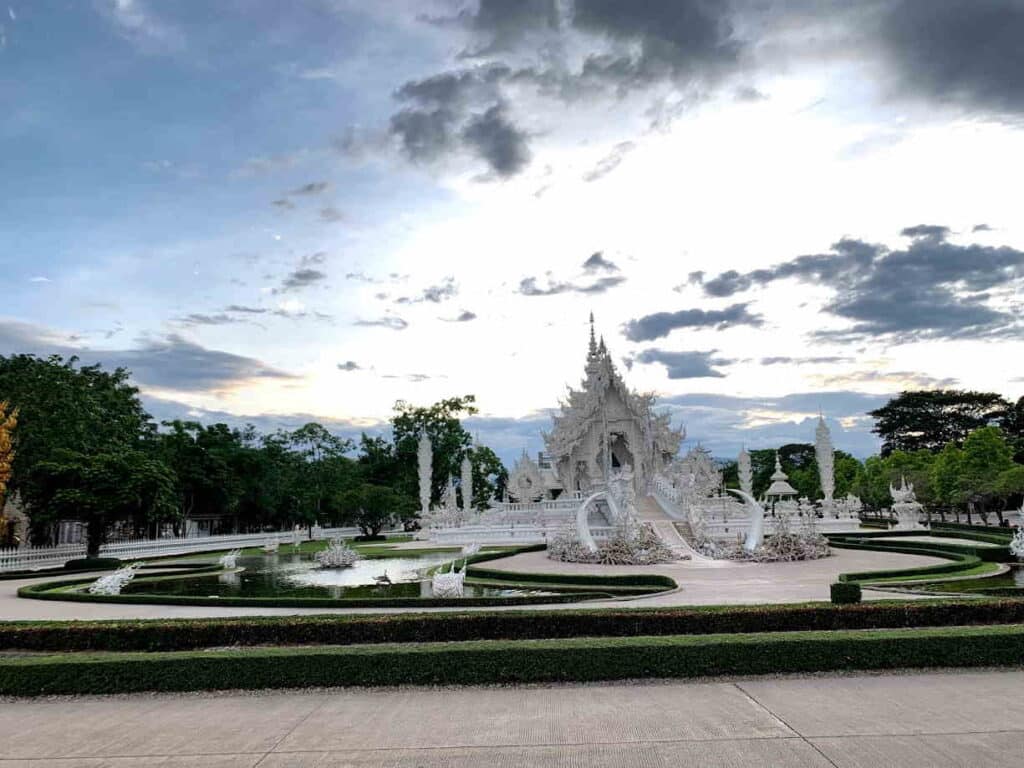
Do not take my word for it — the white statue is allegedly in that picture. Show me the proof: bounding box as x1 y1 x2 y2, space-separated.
88 562 144 596
1010 524 1024 561
726 489 765 552
890 476 924 530
431 560 465 598
738 447 753 496
262 538 279 554
815 415 835 507
460 455 473 513
417 431 432 516
218 549 241 569
315 538 361 568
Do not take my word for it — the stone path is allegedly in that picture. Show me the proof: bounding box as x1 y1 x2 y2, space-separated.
1 669 1021 766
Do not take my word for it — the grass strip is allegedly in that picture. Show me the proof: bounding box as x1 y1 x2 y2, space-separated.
3 624 1023 696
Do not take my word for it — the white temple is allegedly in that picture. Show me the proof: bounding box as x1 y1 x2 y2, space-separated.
420 316 864 555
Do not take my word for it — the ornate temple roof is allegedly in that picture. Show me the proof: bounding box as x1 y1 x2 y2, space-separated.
542 315 683 460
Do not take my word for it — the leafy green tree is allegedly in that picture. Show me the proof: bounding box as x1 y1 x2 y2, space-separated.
336 483 411 537
994 465 1024 513
930 443 964 519
26 450 176 557
999 396 1024 464
958 427 1014 524
467 444 507 509
157 421 243 531
868 389 1008 456
272 423 354 531
391 396 479 505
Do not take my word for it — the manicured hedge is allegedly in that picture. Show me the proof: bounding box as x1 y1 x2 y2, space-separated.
830 582 861 604
6 599 1024 653
828 536 985 582
828 530 1011 562
3 625 1023 696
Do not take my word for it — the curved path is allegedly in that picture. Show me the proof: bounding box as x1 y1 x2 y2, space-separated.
0 546 947 621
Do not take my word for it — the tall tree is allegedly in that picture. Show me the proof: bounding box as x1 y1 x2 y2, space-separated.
868 389 1008 456
958 427 1014 524
999 396 1024 464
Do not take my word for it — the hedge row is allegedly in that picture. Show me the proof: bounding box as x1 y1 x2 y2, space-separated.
3 625 1023 696
6 598 1024 653
828 530 1010 562
828 537 985 582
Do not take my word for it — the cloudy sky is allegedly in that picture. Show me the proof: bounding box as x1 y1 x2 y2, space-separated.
3 0 1024 462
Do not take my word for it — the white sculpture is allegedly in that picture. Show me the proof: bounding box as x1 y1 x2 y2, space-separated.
738 447 753 496
1009 524 1024 561
461 542 481 558
262 538 279 554
315 538 361 568
726 489 765 552
417 431 432 516
218 549 241 569
890 476 925 530
431 561 465 598
88 562 144 595
460 455 473 513
508 449 545 502
815 415 835 507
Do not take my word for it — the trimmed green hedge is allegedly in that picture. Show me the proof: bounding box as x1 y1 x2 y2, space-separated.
828 536 985 582
7 599 1024 653
828 530 1010 562
3 625 1023 696
830 582 861 604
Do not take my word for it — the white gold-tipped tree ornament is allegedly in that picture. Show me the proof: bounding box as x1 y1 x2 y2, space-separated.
417 430 432 516
815 415 835 507
315 538 361 568
738 446 753 496
460 455 473 513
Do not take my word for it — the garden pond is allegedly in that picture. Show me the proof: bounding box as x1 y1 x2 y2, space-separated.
120 549 569 599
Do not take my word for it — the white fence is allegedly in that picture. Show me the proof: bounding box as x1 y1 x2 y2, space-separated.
0 526 367 573
429 523 615 545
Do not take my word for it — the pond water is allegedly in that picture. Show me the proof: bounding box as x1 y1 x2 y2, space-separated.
121 550 563 599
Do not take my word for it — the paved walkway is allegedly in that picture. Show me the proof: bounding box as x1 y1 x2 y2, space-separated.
0 669 1021 766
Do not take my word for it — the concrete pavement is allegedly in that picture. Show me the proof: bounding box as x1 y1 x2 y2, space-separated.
1 669 1021 766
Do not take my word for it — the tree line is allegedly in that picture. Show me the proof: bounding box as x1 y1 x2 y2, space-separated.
0 355 506 555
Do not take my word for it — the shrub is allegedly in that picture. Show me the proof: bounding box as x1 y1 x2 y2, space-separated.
831 582 862 604
6 599 1024 653
3 625 1024 696
353 534 387 542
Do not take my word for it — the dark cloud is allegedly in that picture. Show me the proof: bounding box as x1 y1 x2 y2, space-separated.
337 361 361 371
973 223 994 232
443 310 478 322
877 0 1024 117
582 252 619 272
900 224 951 241
275 267 327 294
390 106 458 164
0 320 296 392
519 274 626 296
225 305 268 314
320 207 345 222
289 181 330 195
622 303 763 341
582 141 635 182
396 277 458 305
461 102 531 177
455 0 560 53
353 316 408 331
272 199 295 210
701 227 1024 341
630 349 735 379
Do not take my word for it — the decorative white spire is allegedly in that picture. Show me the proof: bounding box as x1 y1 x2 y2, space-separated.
738 446 753 496
417 431 432 515
460 455 473 513
815 414 835 505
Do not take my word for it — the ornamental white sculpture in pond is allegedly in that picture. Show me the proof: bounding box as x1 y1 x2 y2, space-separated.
262 538 279 554
315 538 361 568
417 431 432 516
1010 524 1024 561
431 560 465 598
218 549 241 569
88 562 144 595
815 415 835 507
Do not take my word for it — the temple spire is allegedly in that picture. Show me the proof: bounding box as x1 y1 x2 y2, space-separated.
587 312 598 358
